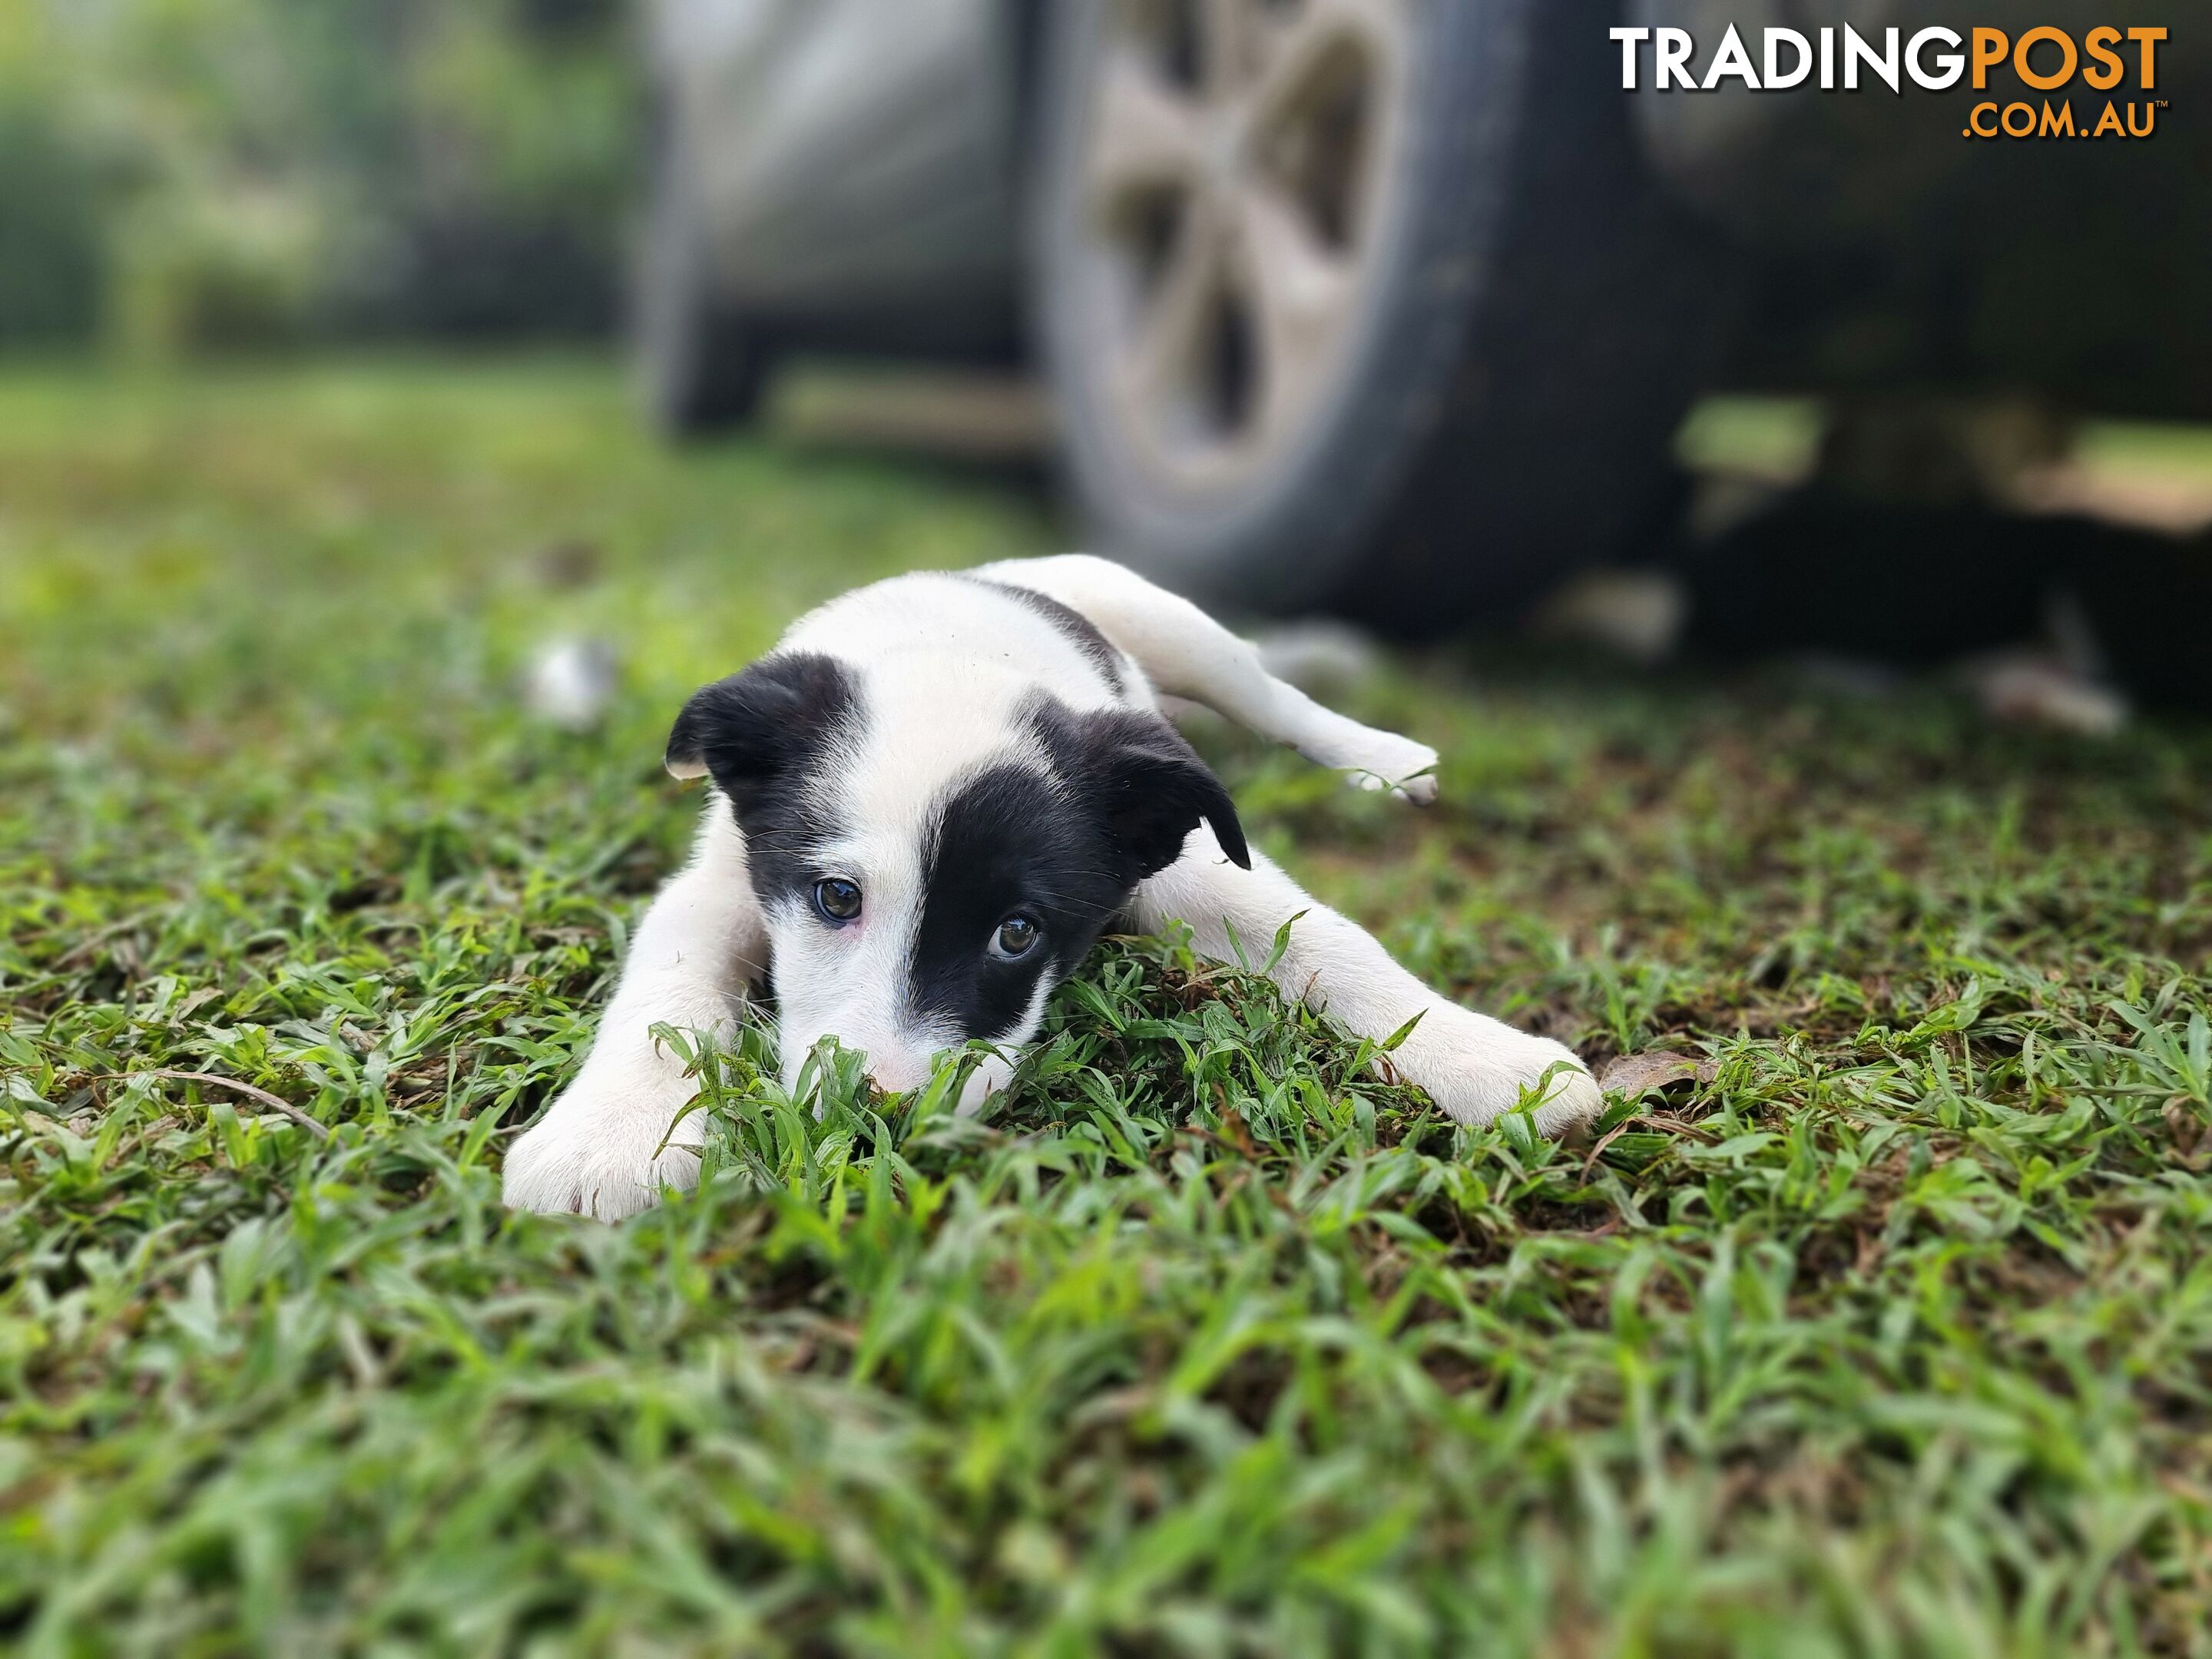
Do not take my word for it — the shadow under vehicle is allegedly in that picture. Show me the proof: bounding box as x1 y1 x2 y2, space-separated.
637 1 2209 636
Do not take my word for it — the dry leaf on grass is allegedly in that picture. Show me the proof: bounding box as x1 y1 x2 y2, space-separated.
1598 1051 1718 1098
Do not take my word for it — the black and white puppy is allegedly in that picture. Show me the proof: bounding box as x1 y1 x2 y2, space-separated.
504 555 1600 1219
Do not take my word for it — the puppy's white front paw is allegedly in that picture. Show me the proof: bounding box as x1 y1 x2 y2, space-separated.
1390 1003 1601 1137
502 1061 704 1221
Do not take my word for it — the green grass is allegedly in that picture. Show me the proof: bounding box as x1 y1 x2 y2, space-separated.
4 359 2211 1657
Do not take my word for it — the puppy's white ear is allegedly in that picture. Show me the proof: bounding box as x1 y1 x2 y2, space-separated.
1084 713 1250 880
664 652 856 802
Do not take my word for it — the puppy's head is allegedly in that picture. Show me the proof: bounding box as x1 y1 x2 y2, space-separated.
667 652 1247 1102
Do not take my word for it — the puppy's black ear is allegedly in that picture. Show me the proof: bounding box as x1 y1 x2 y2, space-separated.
664 652 856 806
1086 713 1250 880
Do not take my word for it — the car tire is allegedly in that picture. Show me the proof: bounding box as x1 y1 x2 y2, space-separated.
634 107 767 438
1031 0 1727 634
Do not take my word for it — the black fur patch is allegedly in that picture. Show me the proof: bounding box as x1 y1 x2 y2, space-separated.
909 763 1128 1041
906 697 1249 1042
968 578 1129 696
665 652 863 908
1025 696 1249 879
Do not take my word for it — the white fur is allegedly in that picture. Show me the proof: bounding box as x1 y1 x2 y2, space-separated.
975 555 1442 801
499 803 766 1220
503 556 1597 1220
1131 830 1601 1137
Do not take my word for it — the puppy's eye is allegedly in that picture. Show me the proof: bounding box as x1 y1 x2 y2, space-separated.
992 914 1041 959
813 878 862 923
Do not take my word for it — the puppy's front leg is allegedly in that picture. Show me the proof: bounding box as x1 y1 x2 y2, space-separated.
1133 833 1601 1135
503 804 767 1219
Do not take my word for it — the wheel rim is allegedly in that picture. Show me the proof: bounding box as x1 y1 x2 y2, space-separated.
1071 0 1409 495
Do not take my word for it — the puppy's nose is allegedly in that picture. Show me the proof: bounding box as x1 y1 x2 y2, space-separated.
860 1053 932 1094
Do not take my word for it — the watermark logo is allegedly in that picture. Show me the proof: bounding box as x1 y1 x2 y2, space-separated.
1611 24 2169 141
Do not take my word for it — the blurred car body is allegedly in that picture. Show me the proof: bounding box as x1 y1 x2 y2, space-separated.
639 0 2209 634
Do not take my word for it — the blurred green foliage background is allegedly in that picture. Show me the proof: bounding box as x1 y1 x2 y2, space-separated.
0 0 636 356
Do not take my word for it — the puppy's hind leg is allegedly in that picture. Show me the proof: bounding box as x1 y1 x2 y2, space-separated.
1131 832 1602 1136
978 554 1441 803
